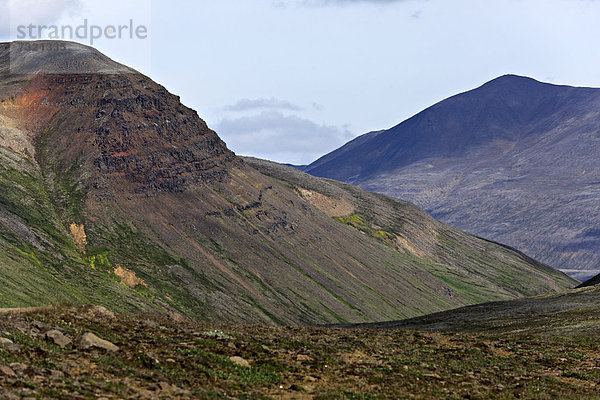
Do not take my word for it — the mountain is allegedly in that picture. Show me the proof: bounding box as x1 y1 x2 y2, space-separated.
0 42 575 324
303 75 600 281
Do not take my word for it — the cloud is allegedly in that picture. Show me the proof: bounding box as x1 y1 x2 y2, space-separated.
411 9 423 19
223 97 303 112
311 102 325 111
274 0 416 7
0 0 82 39
315 0 411 3
215 110 354 165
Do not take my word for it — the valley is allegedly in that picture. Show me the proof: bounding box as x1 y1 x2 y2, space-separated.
0 41 599 399
0 42 575 326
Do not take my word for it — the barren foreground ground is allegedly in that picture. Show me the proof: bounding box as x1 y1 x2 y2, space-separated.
0 306 599 399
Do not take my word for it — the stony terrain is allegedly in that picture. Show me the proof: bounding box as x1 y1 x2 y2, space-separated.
301 75 600 281
1 305 600 399
0 41 575 325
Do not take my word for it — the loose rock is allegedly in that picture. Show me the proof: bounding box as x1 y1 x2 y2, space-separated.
141 319 159 328
9 363 27 373
229 356 250 368
158 381 179 393
32 321 46 331
78 332 119 352
167 311 186 323
0 338 20 353
48 369 65 380
45 330 72 348
0 365 16 377
83 305 115 320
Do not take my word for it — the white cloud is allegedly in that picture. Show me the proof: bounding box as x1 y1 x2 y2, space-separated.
0 0 82 39
311 102 325 111
274 0 417 7
223 97 303 112
215 110 354 165
313 0 412 3
8 0 82 23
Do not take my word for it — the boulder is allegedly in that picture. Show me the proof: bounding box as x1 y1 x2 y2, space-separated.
45 330 72 348
78 333 119 352
229 356 250 368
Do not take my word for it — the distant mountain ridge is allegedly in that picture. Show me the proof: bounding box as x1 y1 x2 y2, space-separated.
303 75 600 281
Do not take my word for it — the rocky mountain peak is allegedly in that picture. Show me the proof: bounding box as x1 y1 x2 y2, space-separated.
0 40 238 196
0 40 135 75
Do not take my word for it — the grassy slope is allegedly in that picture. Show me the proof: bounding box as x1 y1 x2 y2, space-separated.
0 144 156 312
89 157 576 324
350 285 600 335
0 134 578 324
246 157 576 303
0 125 458 323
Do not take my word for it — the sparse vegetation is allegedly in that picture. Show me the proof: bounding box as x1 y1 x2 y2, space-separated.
1 306 600 399
337 213 396 245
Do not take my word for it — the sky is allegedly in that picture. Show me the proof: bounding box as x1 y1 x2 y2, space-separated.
3 0 600 164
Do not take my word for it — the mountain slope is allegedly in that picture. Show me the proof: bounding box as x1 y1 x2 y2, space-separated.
351 284 600 336
304 75 600 281
0 43 576 324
